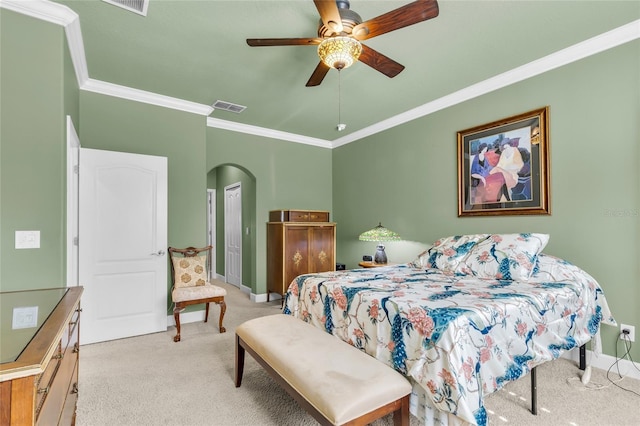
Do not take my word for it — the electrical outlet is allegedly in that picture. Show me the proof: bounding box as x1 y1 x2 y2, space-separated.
620 324 635 342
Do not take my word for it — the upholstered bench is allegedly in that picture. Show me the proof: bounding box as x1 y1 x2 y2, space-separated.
235 314 412 426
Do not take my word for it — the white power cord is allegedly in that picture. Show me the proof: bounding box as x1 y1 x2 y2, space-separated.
580 365 592 385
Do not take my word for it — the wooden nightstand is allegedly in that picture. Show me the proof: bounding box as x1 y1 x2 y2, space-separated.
358 261 394 268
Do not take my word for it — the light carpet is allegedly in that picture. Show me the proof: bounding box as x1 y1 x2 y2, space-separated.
76 281 639 425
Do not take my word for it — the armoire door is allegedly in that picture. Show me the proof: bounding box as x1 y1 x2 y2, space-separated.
284 226 310 288
309 226 335 273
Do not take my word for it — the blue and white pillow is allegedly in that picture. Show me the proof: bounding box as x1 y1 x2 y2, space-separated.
412 234 490 273
457 233 549 280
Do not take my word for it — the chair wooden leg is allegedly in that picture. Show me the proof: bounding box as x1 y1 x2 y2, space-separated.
204 302 210 323
219 299 227 333
173 308 182 342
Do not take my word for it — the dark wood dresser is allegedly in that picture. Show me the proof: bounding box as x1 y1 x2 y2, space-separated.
267 210 336 301
1 286 83 425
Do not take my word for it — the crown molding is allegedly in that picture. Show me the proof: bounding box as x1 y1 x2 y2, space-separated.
83 79 214 116
331 19 640 148
0 0 75 26
206 117 332 149
4 1 638 148
64 16 89 86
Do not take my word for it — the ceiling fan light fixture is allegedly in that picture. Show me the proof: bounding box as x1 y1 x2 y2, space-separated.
318 36 362 70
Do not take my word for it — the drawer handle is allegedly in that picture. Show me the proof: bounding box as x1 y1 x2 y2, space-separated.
53 353 63 360
70 308 82 325
71 383 79 394
73 343 80 354
38 386 49 395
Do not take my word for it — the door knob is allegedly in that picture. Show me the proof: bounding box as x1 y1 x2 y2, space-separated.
151 250 165 256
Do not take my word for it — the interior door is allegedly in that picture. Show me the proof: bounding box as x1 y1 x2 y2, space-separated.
66 116 80 287
224 183 242 287
207 189 216 279
79 148 168 345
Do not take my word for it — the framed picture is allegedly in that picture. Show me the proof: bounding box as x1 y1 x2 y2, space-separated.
457 106 550 216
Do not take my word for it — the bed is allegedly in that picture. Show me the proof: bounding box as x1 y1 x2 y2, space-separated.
282 233 615 426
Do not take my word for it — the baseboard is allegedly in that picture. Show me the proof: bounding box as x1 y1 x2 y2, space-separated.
561 346 640 380
214 273 278 303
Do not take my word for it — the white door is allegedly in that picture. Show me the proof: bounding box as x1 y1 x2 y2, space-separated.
207 189 216 279
66 116 80 287
79 148 168 345
224 183 242 287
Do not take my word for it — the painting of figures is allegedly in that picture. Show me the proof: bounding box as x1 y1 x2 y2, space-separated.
458 107 550 216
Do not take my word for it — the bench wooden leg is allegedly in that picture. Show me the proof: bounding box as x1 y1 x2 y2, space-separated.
393 395 410 426
235 334 245 387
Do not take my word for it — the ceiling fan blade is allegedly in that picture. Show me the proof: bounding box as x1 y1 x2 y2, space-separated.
306 62 331 87
358 45 405 78
313 0 343 34
352 0 439 41
247 38 322 47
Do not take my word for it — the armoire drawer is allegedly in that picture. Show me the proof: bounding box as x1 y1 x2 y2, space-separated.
269 209 330 223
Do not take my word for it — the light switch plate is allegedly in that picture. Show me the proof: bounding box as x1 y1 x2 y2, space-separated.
15 230 40 249
12 306 39 329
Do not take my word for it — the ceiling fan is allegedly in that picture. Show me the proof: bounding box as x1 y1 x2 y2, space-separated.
246 0 439 87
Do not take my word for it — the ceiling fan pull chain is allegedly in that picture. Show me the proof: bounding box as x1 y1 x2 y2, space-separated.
337 70 346 132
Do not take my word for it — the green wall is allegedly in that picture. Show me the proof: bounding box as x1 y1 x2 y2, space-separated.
333 40 640 360
206 128 333 295
0 11 76 291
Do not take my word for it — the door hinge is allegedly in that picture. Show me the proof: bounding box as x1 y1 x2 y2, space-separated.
73 165 79 174
73 237 79 246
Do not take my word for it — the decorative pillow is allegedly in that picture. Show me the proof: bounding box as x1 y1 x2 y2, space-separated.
411 234 490 273
457 233 549 280
172 255 208 288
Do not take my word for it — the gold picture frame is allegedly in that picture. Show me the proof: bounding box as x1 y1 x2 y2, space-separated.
457 106 550 216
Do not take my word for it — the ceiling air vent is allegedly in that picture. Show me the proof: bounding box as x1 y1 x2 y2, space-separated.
212 100 247 114
102 0 149 16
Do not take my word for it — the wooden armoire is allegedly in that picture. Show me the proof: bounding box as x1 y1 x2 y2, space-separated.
266 210 336 301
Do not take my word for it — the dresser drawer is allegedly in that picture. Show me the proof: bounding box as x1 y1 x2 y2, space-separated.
35 342 62 415
37 337 79 425
62 308 80 351
269 210 330 222
57 362 79 426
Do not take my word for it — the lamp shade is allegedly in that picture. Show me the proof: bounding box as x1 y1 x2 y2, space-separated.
358 223 401 242
317 36 362 70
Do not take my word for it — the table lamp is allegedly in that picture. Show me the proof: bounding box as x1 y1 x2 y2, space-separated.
358 222 401 264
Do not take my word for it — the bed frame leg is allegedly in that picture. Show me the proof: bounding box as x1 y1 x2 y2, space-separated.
530 366 537 415
530 344 586 415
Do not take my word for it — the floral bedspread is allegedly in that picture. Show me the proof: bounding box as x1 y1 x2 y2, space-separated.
283 256 614 425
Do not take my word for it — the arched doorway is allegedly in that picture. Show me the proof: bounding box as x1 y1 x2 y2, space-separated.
206 164 256 295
